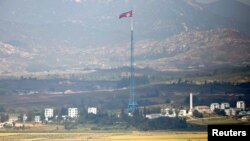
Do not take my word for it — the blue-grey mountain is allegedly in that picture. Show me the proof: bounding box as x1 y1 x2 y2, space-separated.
0 0 250 73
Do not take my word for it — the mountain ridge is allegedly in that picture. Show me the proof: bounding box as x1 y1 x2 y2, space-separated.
0 0 250 74
1 28 250 74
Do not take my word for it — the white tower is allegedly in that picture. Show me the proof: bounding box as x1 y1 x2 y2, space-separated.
188 93 193 116
190 93 193 110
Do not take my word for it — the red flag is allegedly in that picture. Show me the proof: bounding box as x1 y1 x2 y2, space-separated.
119 10 133 19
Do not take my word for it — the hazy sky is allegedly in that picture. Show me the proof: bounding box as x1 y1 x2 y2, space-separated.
196 0 250 5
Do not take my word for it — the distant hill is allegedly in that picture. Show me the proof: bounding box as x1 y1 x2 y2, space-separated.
1 28 250 74
0 0 250 74
135 29 250 71
91 28 250 71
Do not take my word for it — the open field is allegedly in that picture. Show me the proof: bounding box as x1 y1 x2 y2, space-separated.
0 131 207 141
188 117 250 125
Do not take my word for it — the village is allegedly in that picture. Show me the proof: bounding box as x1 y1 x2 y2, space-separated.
145 93 250 120
0 107 98 128
0 93 249 129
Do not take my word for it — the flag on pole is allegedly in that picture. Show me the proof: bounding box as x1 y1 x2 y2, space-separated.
119 10 133 19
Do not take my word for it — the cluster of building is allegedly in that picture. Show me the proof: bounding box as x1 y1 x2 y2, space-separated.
145 93 249 119
0 107 98 127
36 107 98 122
145 108 187 119
207 101 246 116
189 93 248 117
33 107 80 123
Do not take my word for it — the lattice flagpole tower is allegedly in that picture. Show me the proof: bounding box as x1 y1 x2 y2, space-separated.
119 10 138 115
128 13 137 114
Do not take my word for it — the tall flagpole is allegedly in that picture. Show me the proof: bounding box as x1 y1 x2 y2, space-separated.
128 11 137 114
119 9 137 114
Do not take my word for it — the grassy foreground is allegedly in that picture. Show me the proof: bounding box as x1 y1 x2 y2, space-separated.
0 131 207 141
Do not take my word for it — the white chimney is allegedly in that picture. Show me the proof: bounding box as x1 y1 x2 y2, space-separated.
190 93 193 110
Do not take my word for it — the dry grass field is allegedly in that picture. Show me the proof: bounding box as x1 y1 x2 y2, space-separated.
0 131 207 141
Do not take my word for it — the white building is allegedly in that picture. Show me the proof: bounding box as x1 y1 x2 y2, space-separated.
34 115 41 123
225 108 237 116
23 114 28 122
68 108 78 118
145 114 162 119
194 106 212 114
178 110 187 117
239 111 247 116
61 115 68 121
8 114 18 123
44 108 54 119
163 108 176 117
88 107 97 115
236 101 245 110
220 103 230 109
210 103 220 111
